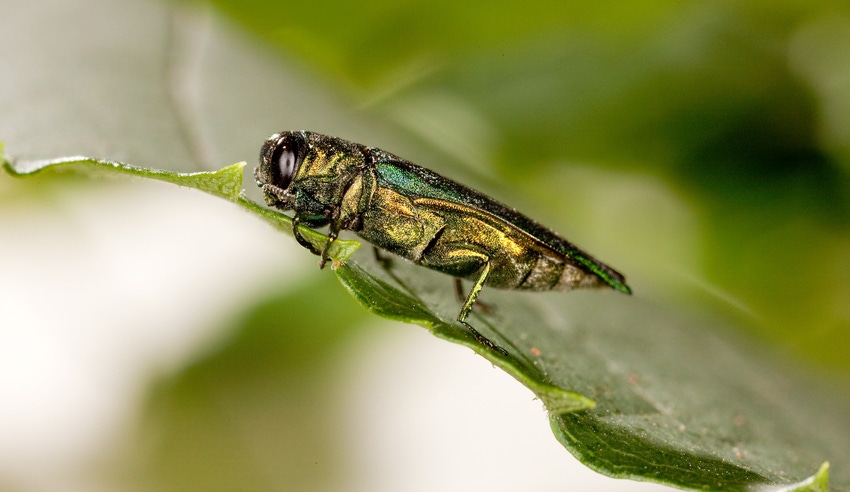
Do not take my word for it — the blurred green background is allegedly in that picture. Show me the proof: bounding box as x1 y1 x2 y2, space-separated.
3 0 850 491
200 0 850 370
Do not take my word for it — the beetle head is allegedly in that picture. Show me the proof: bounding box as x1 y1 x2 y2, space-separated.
256 131 308 208
257 131 366 211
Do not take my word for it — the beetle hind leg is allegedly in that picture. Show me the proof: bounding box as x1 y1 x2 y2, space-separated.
454 278 494 314
457 261 489 323
457 262 508 356
420 244 507 355
461 320 507 356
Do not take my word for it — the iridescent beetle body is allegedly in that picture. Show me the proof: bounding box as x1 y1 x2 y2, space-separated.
255 131 631 352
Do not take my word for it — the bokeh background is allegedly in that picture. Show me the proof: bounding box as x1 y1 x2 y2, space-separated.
2 0 849 490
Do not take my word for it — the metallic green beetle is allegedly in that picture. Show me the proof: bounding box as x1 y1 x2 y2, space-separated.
255 131 631 353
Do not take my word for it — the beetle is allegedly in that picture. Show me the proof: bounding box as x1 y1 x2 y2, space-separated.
255 131 631 353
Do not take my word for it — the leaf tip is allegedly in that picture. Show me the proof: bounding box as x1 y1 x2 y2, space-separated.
765 461 830 492
220 160 247 175
809 462 829 492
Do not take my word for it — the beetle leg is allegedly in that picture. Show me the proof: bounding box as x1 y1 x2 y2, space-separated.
457 262 508 356
373 247 393 269
318 207 343 269
291 214 322 256
454 278 493 314
458 261 489 323
319 224 339 269
419 243 507 354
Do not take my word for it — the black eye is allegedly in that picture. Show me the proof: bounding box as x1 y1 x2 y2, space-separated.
266 132 304 189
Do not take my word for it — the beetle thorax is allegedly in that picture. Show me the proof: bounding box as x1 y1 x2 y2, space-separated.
297 143 363 206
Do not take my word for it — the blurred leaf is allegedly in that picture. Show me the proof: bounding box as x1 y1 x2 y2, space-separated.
128 273 371 492
194 0 684 90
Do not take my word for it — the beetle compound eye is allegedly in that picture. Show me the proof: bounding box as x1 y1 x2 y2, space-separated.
270 133 304 189
278 148 297 181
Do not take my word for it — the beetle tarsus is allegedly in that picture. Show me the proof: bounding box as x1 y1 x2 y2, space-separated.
461 320 508 356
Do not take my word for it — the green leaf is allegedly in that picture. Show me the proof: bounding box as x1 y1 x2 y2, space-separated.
4 151 842 490
333 261 594 414
2 154 360 263
330 249 842 491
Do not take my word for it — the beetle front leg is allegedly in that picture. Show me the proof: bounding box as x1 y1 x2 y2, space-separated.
291 214 322 256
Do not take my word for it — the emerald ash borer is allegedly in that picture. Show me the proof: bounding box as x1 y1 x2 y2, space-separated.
255 131 631 353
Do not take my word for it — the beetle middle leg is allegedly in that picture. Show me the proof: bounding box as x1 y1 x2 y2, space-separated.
318 207 342 269
373 246 393 269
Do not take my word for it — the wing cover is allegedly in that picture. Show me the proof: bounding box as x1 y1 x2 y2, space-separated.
371 151 631 294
